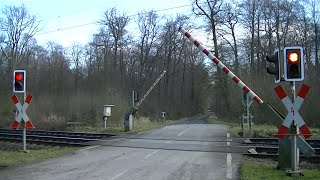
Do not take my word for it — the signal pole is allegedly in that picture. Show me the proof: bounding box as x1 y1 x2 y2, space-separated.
13 70 28 152
23 89 27 152
266 48 302 171
277 46 304 175
290 82 298 173
287 81 302 176
283 47 304 175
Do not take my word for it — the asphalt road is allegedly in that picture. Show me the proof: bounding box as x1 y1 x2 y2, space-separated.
0 115 249 180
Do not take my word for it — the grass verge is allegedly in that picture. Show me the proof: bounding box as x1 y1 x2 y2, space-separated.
207 115 320 139
240 161 320 180
69 118 177 135
0 147 78 168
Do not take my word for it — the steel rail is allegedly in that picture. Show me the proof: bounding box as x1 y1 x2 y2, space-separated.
0 129 115 146
243 153 320 163
0 128 114 139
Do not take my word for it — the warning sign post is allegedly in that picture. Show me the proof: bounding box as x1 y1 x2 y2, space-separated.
11 70 34 152
275 83 314 176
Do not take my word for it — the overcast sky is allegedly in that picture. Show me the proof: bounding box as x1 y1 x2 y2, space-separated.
1 0 192 47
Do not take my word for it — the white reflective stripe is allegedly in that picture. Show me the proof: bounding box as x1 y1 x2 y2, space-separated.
197 44 205 51
284 107 305 128
226 71 234 79
294 96 304 111
283 115 293 128
188 36 196 44
16 109 23 122
22 103 29 111
14 103 22 111
281 97 292 111
281 95 305 118
207 54 215 59
237 82 245 89
294 113 306 128
217 62 225 69
110 170 128 180
15 102 30 123
178 128 189 136
15 114 22 122
227 153 232 178
247 91 256 100
22 113 30 122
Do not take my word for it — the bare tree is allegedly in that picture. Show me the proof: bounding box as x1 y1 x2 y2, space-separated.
0 4 40 74
219 3 240 74
136 10 160 88
193 0 233 116
100 8 130 72
45 42 70 95
69 43 84 92
193 0 223 58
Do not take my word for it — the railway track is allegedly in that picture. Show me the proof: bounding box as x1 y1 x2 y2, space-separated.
242 138 320 163
254 146 320 155
1 129 320 163
0 128 114 146
242 153 320 163
242 138 320 148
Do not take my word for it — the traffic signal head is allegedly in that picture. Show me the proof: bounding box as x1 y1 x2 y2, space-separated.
283 47 304 81
266 50 280 83
13 70 26 93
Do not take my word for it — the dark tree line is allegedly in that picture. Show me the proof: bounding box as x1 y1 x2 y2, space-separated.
195 0 320 126
0 0 319 130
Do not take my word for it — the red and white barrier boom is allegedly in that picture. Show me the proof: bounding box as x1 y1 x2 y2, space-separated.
179 27 263 104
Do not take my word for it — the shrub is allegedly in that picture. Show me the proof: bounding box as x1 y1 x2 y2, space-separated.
35 114 67 131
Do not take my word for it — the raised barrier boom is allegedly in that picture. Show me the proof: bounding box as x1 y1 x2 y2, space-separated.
179 27 263 104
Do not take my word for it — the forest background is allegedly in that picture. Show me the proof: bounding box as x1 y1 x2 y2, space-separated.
0 0 319 130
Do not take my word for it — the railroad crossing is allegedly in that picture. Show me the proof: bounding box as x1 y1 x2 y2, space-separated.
179 27 315 177
2 27 318 179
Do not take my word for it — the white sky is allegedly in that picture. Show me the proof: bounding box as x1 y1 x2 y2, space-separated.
0 0 194 47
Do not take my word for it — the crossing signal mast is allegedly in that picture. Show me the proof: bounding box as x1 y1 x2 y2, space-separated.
266 46 307 175
284 47 304 81
266 47 304 83
13 70 26 93
266 50 281 83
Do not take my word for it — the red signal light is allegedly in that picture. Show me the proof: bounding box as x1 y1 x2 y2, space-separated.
288 52 299 63
15 73 23 81
13 70 26 93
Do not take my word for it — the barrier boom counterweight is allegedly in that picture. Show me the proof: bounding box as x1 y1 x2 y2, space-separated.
179 27 263 104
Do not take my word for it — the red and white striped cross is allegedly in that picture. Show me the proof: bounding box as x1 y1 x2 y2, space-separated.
11 95 34 130
275 84 312 139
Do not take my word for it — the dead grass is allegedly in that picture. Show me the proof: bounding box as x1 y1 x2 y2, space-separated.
207 115 320 139
69 116 176 135
0 147 78 168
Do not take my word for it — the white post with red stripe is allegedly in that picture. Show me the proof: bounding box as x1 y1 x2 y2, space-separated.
11 95 34 129
179 27 263 104
275 84 312 139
